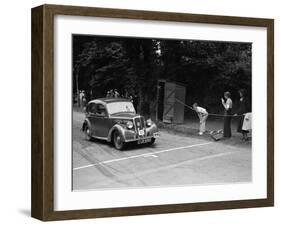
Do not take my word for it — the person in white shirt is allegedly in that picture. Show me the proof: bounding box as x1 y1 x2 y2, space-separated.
221 91 233 138
242 112 252 132
193 103 208 135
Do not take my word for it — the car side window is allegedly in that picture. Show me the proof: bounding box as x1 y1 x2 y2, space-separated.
96 104 106 117
87 103 97 115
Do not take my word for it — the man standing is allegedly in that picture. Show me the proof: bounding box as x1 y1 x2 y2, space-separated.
79 90 85 108
193 103 208 135
114 89 120 98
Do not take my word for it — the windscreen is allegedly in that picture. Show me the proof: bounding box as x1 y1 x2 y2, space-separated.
107 101 136 115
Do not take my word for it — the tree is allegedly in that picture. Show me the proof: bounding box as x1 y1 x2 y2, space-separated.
122 38 160 115
73 35 252 116
73 38 135 99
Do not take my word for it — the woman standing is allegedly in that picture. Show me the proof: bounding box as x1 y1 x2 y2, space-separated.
221 91 233 138
235 89 250 140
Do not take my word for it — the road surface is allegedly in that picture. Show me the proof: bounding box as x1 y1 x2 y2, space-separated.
72 111 251 191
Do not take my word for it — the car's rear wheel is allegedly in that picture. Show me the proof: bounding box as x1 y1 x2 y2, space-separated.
113 131 125 150
84 124 92 141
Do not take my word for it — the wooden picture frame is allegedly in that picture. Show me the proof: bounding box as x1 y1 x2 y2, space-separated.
31 4 274 221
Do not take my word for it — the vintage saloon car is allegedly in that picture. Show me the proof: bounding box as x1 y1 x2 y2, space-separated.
82 98 159 150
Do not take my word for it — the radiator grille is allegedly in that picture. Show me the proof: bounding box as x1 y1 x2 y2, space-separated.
134 116 145 132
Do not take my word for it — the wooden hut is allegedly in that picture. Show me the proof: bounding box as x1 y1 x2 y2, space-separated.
157 79 186 124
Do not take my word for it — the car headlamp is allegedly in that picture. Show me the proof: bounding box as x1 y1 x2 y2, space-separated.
146 119 152 127
126 121 134 129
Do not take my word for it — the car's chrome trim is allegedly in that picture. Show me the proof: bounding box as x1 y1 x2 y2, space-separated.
91 133 159 143
133 115 146 132
124 135 156 143
90 135 108 141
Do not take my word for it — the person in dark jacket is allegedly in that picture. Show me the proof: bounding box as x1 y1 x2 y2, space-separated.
235 89 250 140
221 91 233 138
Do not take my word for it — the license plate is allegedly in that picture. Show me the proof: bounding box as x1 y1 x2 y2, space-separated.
153 132 160 138
138 129 145 136
137 138 151 144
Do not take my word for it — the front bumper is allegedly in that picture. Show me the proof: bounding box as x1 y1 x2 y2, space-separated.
124 132 160 143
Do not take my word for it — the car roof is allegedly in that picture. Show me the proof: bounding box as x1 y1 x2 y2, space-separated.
88 98 131 105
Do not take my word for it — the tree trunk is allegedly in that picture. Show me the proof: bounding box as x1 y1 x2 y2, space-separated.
76 72 80 107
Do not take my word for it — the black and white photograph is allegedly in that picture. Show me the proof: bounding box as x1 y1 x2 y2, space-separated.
72 35 252 191
29 3 274 221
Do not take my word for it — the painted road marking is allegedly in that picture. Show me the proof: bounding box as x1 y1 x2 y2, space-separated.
73 142 212 171
146 154 158 158
74 151 235 189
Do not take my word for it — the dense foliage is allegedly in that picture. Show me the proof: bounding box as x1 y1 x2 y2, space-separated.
73 35 251 115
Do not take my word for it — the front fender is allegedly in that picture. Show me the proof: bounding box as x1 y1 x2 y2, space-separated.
107 124 126 142
82 118 91 131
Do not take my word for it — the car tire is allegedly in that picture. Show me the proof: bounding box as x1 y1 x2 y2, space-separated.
149 138 156 146
113 131 125 150
84 124 92 141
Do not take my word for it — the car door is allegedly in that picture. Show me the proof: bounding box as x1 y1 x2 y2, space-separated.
86 103 97 135
92 103 110 138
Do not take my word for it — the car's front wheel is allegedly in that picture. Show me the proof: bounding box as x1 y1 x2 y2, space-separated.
113 131 125 150
149 138 156 146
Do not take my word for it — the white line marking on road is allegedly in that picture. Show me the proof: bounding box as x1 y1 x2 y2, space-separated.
77 151 235 188
73 142 212 171
143 153 158 158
